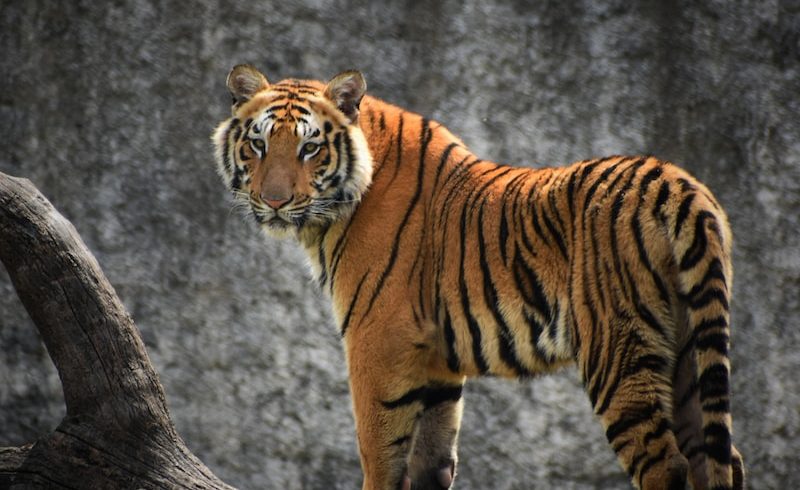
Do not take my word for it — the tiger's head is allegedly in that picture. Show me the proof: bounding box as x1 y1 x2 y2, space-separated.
212 64 372 239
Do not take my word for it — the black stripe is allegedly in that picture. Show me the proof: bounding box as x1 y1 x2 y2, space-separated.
517 203 537 257
688 288 730 311
566 167 578 219
515 180 538 259
653 181 671 223
696 332 730 355
344 131 356 185
627 450 648 477
389 435 411 447
581 161 619 215
608 161 644 298
497 172 527 266
702 422 732 464
582 267 601 396
273 81 318 90
511 252 551 320
442 308 460 373
388 113 405 184
612 437 633 455
363 119 432 318
317 242 328 288
528 194 550 246
681 258 726 301
381 384 463 410
637 446 668 488
627 353 669 377
458 203 490 374
321 132 343 184
499 206 509 265
340 271 369 337
467 166 515 220
293 104 310 115
239 145 249 162
605 403 660 443
635 299 667 337
698 364 729 401
221 118 239 176
638 164 663 196
524 310 552 363
693 315 728 336
643 418 672 446
623 256 668 339
542 206 569 260
231 164 243 190
263 102 290 114
268 87 312 100
477 201 530 376
546 173 570 257
328 217 355 294
587 205 606 312
435 156 480 230
547 300 560 343
593 328 633 414
631 209 671 306
432 142 460 194
575 157 606 188
680 210 715 270
702 399 730 413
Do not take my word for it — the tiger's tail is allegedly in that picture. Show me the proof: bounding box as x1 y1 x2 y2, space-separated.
667 183 743 489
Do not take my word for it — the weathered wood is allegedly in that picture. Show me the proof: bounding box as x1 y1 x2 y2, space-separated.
0 172 235 489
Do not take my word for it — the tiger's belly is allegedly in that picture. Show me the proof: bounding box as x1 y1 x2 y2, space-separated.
432 287 575 379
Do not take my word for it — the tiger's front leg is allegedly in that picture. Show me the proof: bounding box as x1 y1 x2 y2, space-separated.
405 392 465 489
345 319 463 490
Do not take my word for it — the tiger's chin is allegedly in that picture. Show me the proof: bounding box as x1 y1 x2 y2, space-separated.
255 210 341 241
251 212 298 239
259 220 296 239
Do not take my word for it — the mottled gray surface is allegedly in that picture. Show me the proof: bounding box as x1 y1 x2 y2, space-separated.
1 1 799 488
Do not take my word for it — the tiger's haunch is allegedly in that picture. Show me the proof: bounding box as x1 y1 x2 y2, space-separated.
212 65 744 490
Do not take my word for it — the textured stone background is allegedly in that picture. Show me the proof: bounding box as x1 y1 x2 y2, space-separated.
2 1 799 488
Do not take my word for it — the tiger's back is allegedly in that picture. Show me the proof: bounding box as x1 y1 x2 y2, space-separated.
213 65 744 490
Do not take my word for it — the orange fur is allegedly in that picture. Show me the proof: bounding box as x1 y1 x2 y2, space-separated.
213 66 744 490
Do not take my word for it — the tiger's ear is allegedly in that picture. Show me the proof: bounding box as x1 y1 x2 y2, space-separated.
226 64 269 107
324 70 366 123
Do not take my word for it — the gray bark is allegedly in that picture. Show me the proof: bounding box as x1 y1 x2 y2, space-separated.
0 173 233 490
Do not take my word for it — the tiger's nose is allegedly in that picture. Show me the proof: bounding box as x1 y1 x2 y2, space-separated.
263 194 291 209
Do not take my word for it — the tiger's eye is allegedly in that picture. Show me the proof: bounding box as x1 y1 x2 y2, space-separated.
252 139 265 150
303 142 319 154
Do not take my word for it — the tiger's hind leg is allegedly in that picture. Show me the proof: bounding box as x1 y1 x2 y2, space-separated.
672 341 708 489
581 317 688 490
405 393 464 489
672 342 745 490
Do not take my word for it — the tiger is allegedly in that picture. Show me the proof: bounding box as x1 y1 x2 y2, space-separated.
212 64 745 490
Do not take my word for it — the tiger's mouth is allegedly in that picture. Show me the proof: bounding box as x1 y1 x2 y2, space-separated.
252 207 305 231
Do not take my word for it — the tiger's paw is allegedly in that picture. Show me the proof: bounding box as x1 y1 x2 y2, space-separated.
407 460 455 489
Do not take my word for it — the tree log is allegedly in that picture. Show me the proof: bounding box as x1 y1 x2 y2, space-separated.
0 172 235 489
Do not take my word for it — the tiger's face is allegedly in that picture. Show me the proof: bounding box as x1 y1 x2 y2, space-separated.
213 65 372 239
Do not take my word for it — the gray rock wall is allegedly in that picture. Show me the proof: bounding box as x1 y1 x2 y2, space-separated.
2 1 798 488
